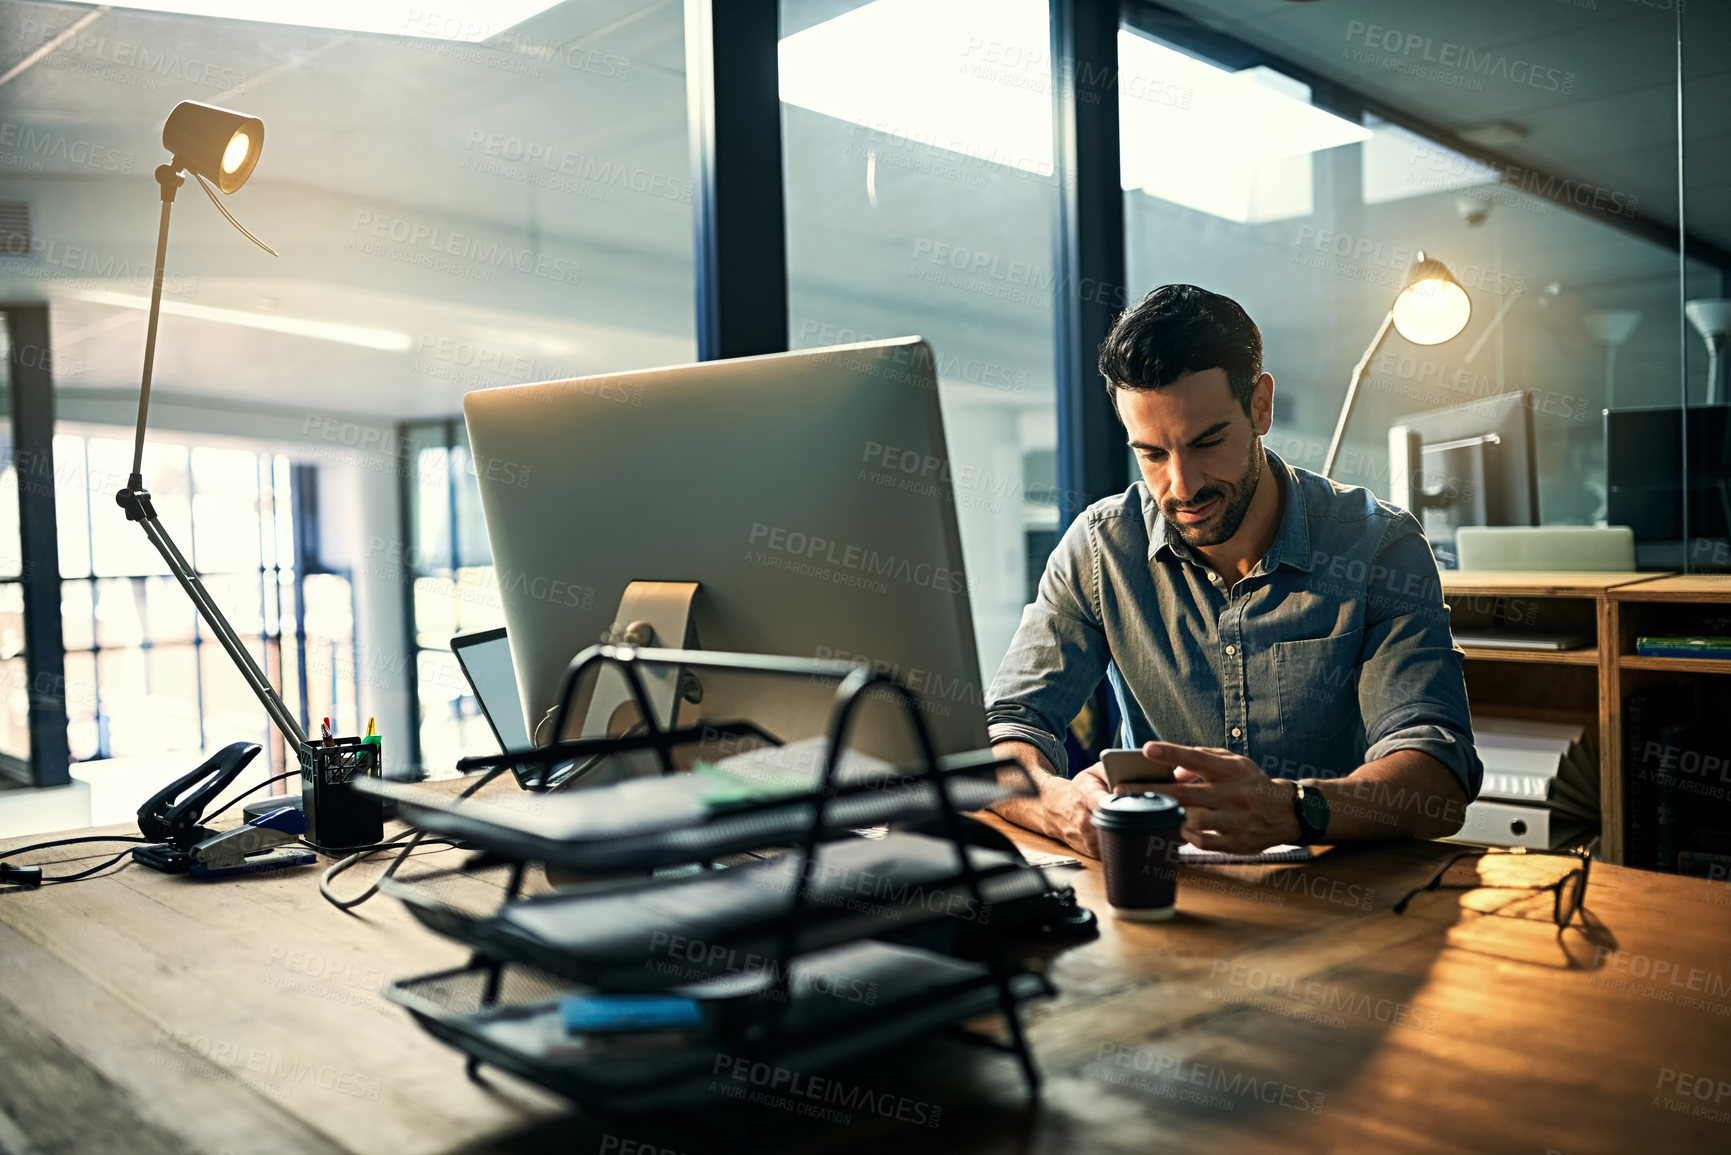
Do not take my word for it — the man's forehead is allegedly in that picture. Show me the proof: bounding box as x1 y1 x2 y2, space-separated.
1116 371 1242 440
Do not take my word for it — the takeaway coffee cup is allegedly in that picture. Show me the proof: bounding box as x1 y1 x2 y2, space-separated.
1093 792 1185 921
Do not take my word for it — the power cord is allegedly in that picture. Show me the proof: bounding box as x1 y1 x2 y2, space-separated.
0 835 155 887
203 769 299 823
2 763 302 889
316 765 509 913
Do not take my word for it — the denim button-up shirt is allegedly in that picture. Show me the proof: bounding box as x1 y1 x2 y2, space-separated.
986 449 1482 797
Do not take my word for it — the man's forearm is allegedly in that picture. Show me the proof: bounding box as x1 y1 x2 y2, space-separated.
1309 749 1468 842
986 740 1063 838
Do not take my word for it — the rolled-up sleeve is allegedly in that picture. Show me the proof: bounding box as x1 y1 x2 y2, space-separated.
1357 511 1483 800
986 514 1112 778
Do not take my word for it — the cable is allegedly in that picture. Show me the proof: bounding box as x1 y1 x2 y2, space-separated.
42 849 136 885
317 766 508 913
193 169 279 255
544 720 651 792
2 834 153 856
204 770 299 823
0 835 154 888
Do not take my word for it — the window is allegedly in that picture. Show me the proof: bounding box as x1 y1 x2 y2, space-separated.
53 426 356 777
400 420 503 776
0 351 25 778
781 0 1061 686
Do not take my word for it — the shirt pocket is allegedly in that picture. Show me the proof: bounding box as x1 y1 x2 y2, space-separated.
1272 627 1364 742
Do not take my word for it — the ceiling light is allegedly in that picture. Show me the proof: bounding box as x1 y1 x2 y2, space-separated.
71 289 412 352
94 2 562 43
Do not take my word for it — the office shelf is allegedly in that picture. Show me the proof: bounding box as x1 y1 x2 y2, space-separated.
1619 655 1731 674
1459 645 1599 666
1438 571 1731 865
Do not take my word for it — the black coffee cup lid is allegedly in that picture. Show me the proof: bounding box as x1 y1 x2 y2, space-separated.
1093 791 1183 830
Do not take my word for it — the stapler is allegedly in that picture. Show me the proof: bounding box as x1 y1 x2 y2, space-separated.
132 742 318 880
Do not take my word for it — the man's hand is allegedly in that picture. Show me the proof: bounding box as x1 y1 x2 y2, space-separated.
1044 762 1113 858
987 741 1113 858
1137 740 1301 854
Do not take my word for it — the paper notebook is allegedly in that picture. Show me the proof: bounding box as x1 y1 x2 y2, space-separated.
1178 843 1315 865
1023 844 1316 869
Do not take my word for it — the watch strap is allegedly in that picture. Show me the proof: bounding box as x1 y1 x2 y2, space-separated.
1292 781 1329 845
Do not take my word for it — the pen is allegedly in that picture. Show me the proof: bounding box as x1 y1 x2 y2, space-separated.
321 716 334 747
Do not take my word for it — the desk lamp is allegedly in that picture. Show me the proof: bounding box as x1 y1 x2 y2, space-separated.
113 101 308 758
1322 253 1471 479
1584 310 1642 409
1685 299 1730 405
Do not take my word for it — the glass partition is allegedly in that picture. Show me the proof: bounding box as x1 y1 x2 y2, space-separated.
1122 0 1692 568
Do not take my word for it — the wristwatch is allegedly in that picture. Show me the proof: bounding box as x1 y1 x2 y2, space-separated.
1291 780 1330 845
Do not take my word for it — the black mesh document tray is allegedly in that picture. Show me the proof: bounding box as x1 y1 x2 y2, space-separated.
385 939 1053 1113
382 832 1051 990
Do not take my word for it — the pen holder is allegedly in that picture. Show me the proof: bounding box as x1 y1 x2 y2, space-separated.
300 737 384 851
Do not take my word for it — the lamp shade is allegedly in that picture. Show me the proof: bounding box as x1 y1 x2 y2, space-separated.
162 101 264 193
1390 253 1471 346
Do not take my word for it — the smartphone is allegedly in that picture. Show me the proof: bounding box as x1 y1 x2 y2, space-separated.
1100 748 1177 793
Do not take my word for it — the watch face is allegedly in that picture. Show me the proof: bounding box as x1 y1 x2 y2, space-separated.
1299 787 1329 834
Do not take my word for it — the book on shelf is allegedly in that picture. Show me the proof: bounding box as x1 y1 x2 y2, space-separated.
1621 686 1731 874
1624 692 1654 869
1453 629 1592 652
1635 636 1731 660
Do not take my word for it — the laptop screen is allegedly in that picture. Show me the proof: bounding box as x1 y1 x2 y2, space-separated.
450 628 531 754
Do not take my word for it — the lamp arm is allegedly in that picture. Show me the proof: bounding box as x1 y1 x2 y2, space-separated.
116 487 310 757
131 165 184 486
120 161 308 758
1461 284 1523 366
1323 309 1394 480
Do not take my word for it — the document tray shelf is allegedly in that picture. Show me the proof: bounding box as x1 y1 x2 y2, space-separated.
380 833 1052 991
362 766 1017 876
385 942 1052 1114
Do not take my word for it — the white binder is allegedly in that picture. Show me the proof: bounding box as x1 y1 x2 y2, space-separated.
1455 799 1588 850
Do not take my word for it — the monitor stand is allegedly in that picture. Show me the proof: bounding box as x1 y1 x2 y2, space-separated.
572 580 702 748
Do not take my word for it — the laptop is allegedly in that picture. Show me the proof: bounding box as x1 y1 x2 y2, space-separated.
450 628 532 758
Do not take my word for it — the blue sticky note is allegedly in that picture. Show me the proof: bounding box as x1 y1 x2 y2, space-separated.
560 995 704 1033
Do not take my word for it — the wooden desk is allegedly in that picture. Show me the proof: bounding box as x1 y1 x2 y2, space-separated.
3 789 1730 1154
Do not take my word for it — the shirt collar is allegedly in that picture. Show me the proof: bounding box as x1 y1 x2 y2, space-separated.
1143 446 1314 574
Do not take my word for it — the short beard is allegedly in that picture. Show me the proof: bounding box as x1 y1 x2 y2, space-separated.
1163 437 1263 548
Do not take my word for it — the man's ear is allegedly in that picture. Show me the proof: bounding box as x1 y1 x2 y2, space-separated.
1250 372 1275 436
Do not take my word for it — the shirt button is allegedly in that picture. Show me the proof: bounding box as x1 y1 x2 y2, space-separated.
1230 727 1242 738
1225 644 1236 656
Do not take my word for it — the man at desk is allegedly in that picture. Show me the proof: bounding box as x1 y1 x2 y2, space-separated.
987 285 1482 857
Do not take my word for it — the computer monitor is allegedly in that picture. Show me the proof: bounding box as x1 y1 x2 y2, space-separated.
1605 404 1731 570
1388 391 1539 563
461 338 987 770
